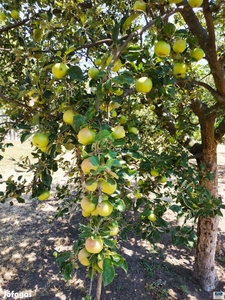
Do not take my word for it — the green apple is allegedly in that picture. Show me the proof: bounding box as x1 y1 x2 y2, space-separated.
88 67 99 79
32 132 49 148
94 58 102 66
128 127 139 135
159 176 167 184
11 10 19 19
111 110 117 117
135 77 153 93
150 169 159 177
150 104 156 111
63 109 75 125
173 62 187 77
154 41 171 58
133 0 146 11
190 48 204 60
0 12 6 21
148 213 157 222
119 115 127 124
52 63 68 79
111 125 125 139
188 0 203 8
38 190 50 201
172 39 186 53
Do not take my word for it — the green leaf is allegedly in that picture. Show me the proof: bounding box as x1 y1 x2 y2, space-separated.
103 238 116 248
33 28 43 42
112 21 120 44
89 156 99 166
63 262 74 281
20 132 32 143
102 258 115 286
95 129 111 142
41 169 52 186
114 199 126 212
56 252 71 264
68 66 83 81
72 114 86 132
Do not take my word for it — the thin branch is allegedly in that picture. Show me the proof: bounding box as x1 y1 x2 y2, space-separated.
0 90 34 112
193 80 225 105
0 11 44 35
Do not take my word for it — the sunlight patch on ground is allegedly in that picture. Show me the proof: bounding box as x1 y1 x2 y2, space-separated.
24 252 37 262
121 246 134 256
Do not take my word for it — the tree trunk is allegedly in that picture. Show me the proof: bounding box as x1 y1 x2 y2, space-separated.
193 120 219 291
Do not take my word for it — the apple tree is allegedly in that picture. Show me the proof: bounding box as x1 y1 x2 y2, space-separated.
0 0 225 297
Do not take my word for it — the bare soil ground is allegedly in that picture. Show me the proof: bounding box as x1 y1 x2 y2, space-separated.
0 142 224 300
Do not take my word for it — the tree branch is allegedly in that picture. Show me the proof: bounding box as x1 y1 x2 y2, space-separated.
0 90 34 112
0 11 44 35
193 80 225 106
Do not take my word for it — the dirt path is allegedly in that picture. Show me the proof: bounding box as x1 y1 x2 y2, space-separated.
0 146 224 300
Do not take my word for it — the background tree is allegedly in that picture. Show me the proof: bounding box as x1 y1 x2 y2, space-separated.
0 0 225 297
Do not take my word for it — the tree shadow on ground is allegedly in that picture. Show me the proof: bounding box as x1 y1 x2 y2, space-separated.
1 199 224 300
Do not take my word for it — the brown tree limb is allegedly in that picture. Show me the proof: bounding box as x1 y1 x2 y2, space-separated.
180 1 225 96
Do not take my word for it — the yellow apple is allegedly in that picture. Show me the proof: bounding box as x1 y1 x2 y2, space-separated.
150 169 159 177
135 77 153 93
94 58 102 66
173 62 187 77
159 176 167 184
148 213 157 222
82 209 91 217
190 48 204 60
85 179 98 192
133 0 146 12
38 190 50 201
188 0 203 8
109 224 119 236
52 63 68 79
111 125 125 139
85 237 103 254
63 109 75 125
172 39 186 53
11 10 19 19
32 132 49 148
128 127 139 135
100 179 117 195
119 116 127 124
78 248 91 266
77 127 96 145
154 41 171 57
80 196 96 213
0 12 6 21
96 200 113 217
81 157 98 174
88 67 99 79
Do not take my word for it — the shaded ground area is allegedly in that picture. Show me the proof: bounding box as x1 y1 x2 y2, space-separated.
0 144 224 300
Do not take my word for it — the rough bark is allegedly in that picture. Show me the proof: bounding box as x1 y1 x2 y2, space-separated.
193 114 219 291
